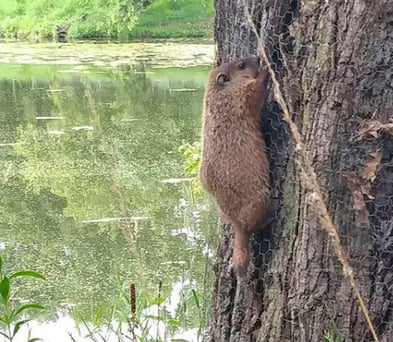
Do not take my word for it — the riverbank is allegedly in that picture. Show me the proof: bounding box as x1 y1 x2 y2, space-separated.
0 0 213 40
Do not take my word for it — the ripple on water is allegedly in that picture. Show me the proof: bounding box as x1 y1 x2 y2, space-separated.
0 41 214 68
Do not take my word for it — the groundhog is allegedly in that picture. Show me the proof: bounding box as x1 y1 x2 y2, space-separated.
199 56 271 277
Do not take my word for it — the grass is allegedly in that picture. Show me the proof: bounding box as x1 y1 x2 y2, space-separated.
130 0 214 39
0 0 214 40
0 0 120 39
0 252 210 341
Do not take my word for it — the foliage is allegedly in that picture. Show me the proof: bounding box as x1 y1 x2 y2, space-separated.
70 279 209 341
130 0 214 39
324 330 345 342
0 0 138 39
179 141 203 195
179 141 201 176
323 316 345 342
0 0 213 39
0 254 46 341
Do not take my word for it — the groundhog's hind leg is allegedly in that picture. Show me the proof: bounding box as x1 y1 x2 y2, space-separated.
232 227 251 277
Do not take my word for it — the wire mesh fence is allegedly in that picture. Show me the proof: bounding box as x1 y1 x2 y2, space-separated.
208 1 393 341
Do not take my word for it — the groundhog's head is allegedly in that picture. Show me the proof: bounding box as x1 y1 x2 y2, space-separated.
209 56 263 89
207 56 270 110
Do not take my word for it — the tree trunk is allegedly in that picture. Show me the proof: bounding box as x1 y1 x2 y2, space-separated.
210 1 393 341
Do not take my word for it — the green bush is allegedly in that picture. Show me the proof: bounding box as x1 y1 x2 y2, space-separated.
179 141 203 195
0 0 213 40
0 0 138 39
131 0 213 38
0 254 46 341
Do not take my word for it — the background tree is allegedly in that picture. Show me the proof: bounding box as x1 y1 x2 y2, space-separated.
210 0 393 341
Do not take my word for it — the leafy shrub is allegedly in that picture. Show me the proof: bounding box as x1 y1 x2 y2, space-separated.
0 254 46 341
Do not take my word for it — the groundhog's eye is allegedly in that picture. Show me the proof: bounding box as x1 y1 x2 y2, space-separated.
238 62 245 70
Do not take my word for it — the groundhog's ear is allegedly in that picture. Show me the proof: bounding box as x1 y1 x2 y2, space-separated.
216 73 230 85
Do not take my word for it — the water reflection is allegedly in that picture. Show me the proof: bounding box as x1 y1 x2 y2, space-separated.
0 41 213 68
0 49 217 341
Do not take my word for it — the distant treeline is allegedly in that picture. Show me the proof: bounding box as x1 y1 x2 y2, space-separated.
0 0 213 40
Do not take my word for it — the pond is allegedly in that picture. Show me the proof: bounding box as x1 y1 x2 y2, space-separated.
0 41 217 342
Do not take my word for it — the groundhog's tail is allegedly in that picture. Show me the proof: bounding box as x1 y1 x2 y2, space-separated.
232 228 252 277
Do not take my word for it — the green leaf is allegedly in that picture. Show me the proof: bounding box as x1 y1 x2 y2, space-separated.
0 276 10 304
0 255 3 273
150 296 165 305
13 319 31 337
143 314 161 321
12 303 45 320
191 289 200 309
9 271 45 281
2 313 12 324
167 318 181 327
0 331 10 339
28 339 42 342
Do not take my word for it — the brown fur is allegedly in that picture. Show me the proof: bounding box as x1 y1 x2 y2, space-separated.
199 56 271 277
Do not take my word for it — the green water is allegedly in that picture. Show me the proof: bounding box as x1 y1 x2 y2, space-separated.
0 42 216 341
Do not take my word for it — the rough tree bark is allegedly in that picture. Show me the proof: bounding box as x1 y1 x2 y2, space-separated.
210 1 393 341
